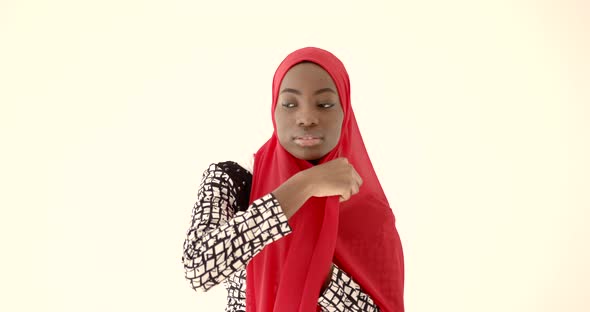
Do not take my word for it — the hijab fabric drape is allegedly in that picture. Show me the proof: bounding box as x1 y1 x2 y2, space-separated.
246 47 404 312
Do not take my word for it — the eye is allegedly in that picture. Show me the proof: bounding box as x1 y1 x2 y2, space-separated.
281 102 296 108
318 103 335 109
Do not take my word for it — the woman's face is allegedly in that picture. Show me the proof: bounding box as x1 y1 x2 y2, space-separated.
274 62 344 164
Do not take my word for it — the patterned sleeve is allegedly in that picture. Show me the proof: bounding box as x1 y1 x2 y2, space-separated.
181 162 293 292
318 263 381 311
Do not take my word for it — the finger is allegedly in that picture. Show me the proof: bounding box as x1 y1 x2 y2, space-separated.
341 190 351 202
346 189 353 200
351 181 360 195
352 168 363 187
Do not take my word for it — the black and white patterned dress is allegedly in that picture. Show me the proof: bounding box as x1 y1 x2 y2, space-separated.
182 155 381 311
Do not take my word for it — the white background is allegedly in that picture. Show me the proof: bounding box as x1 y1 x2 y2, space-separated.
1 0 588 311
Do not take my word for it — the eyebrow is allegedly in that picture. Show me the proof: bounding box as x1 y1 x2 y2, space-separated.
280 87 336 95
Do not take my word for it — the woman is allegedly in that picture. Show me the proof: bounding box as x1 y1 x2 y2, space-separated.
182 47 405 311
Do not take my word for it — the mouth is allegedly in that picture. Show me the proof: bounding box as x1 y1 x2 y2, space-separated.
293 135 323 147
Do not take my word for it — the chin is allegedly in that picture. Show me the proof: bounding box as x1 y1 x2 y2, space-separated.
281 141 331 161
301 152 328 162
287 149 322 161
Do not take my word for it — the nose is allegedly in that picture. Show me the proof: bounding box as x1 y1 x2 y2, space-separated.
295 105 319 127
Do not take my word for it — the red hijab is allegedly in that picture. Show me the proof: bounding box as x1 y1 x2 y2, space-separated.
246 47 404 312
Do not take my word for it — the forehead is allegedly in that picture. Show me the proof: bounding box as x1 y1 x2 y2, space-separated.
279 62 336 89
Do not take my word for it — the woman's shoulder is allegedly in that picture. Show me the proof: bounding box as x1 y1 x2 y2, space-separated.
203 154 254 176
234 153 254 174
214 153 254 176
209 155 253 211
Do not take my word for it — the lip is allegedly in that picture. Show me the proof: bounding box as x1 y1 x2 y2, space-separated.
295 135 321 140
293 136 323 147
293 133 323 139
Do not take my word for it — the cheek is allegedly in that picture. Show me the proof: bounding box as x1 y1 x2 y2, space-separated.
274 113 289 140
331 115 344 137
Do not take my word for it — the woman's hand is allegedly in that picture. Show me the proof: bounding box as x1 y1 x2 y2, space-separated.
302 157 363 202
272 157 363 219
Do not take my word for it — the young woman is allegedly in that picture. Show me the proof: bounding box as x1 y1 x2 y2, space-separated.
182 47 405 312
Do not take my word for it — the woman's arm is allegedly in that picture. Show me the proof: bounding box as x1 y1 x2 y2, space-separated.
181 162 292 292
318 263 381 312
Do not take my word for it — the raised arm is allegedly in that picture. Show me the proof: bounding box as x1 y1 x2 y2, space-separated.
181 162 292 292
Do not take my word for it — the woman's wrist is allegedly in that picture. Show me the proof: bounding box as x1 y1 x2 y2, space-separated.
272 172 314 219
294 170 315 199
